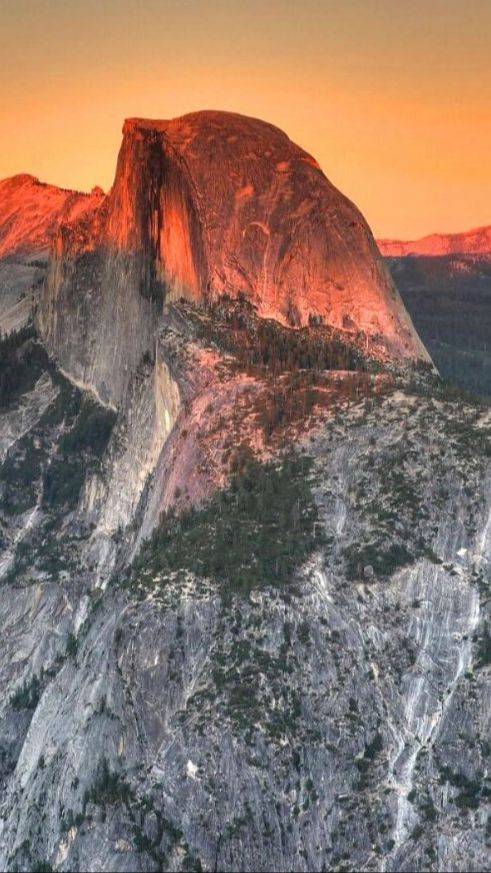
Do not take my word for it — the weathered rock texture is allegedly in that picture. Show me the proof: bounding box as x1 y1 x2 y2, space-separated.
36 111 428 408
0 112 488 873
0 371 489 873
0 174 104 260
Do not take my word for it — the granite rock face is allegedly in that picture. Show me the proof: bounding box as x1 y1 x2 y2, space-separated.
0 113 488 873
0 174 103 336
36 111 428 408
0 174 104 261
0 373 489 873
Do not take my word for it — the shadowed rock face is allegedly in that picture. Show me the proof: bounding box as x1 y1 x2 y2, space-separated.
377 220 491 399
37 111 428 406
0 174 104 259
0 176 104 336
383 253 491 399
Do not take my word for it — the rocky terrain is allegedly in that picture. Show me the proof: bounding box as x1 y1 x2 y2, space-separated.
378 226 491 400
0 175 103 339
0 112 489 872
36 110 427 410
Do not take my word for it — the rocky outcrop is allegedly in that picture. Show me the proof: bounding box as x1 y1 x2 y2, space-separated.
0 175 104 335
109 113 423 355
3 111 488 873
37 111 428 407
0 375 489 873
0 174 104 260
378 224 491 257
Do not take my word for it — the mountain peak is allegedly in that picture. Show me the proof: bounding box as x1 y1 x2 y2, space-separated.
122 109 291 135
48 109 426 367
0 173 104 258
5 173 41 187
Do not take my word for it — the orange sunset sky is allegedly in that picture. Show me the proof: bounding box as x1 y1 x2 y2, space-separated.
0 0 490 239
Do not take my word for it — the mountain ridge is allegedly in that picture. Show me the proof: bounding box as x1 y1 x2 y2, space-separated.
378 221 491 400
0 173 104 260
0 112 489 873
0 111 429 372
378 223 491 257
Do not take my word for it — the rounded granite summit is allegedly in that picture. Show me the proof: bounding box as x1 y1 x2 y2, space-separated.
101 110 428 361
35 110 430 406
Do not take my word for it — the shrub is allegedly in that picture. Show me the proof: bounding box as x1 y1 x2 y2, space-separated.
84 757 130 807
183 296 366 376
476 625 491 668
343 542 414 580
42 397 115 510
11 675 41 710
66 633 78 658
130 451 324 594
0 325 49 410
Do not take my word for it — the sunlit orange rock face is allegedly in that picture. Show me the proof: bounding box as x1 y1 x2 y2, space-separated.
0 174 104 259
36 111 430 405
52 111 426 356
378 224 491 257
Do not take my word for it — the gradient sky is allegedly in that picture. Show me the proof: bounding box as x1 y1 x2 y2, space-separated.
1 0 490 239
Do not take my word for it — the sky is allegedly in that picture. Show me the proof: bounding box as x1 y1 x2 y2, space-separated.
0 0 490 239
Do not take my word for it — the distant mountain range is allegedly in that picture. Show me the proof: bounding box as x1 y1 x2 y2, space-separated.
378 226 491 400
378 223 491 257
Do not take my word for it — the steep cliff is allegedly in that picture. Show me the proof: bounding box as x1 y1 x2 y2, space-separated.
0 113 488 873
0 351 489 872
0 174 103 335
377 223 491 399
37 111 428 407
0 300 489 873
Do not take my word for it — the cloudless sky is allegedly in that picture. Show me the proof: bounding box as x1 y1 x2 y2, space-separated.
0 0 490 238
